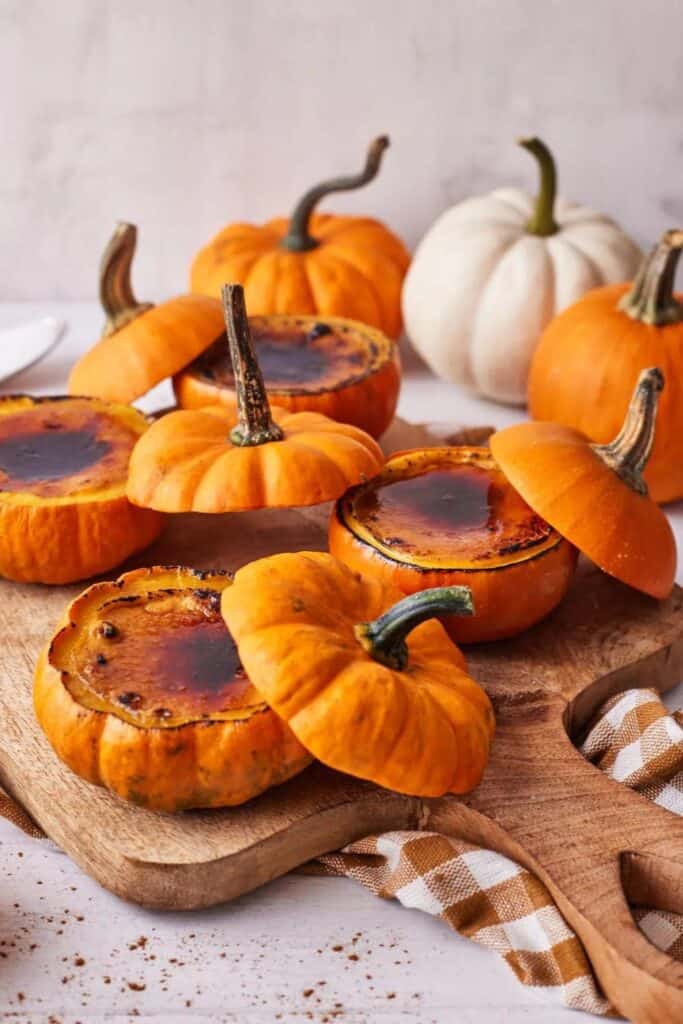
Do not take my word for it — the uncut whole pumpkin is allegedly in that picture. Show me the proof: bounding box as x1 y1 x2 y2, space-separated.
528 229 683 503
221 551 495 797
402 137 641 405
190 137 410 339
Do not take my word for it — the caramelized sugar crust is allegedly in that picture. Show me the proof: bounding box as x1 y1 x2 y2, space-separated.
189 317 388 395
0 398 140 499
340 447 561 569
51 570 265 728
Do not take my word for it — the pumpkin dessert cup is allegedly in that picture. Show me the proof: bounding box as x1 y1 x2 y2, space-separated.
34 566 311 811
0 395 162 584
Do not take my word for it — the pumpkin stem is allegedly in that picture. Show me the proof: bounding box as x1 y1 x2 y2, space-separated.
519 137 559 237
618 229 683 325
591 367 664 495
222 283 284 447
99 222 154 337
280 136 390 253
354 586 474 671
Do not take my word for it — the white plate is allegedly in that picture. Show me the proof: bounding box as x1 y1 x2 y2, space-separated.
0 317 67 385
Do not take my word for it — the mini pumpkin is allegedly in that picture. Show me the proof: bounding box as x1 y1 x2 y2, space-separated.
0 395 162 583
34 566 311 811
190 137 410 339
127 285 384 513
492 368 676 599
221 551 495 797
329 446 577 643
173 313 401 439
69 222 225 403
402 137 641 404
528 229 683 503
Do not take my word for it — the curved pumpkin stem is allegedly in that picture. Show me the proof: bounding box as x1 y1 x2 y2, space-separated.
618 229 683 325
99 222 154 337
222 284 284 447
280 136 390 253
354 586 474 671
592 367 664 495
518 137 559 237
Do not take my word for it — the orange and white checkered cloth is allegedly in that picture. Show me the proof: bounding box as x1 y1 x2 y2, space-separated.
2 687 682 1016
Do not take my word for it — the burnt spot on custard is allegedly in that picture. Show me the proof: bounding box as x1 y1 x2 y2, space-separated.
69 588 258 727
346 459 555 567
0 400 140 498
188 320 383 396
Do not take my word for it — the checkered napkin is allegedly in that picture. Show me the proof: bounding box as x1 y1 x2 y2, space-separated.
316 688 683 1016
2 688 683 1015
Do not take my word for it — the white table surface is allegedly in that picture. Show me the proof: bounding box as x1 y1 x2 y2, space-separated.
1 303 682 1024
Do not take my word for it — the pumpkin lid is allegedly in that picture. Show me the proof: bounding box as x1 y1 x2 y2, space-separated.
0 394 151 505
46 565 268 729
177 313 396 401
221 551 495 797
490 369 676 598
68 223 225 403
126 285 384 513
335 445 566 571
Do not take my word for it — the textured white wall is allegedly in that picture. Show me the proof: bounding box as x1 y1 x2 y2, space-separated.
2 0 683 300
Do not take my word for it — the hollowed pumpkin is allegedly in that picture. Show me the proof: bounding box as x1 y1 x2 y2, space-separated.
0 395 162 583
492 368 676 599
221 551 495 797
329 446 577 643
34 566 311 811
127 285 384 513
69 223 225 403
190 136 410 339
528 229 683 503
173 314 401 439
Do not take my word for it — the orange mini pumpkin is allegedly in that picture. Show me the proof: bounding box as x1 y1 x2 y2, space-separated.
127 285 384 513
528 229 683 503
190 137 410 339
34 566 311 811
329 446 577 643
69 222 225 403
221 551 495 797
493 368 676 599
173 313 401 439
0 395 162 583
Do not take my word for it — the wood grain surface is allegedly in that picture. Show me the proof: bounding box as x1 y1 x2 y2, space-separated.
1 470 683 1021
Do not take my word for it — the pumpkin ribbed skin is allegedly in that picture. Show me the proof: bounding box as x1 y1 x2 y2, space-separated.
69 294 225 404
528 283 683 503
34 566 311 811
0 396 162 584
329 447 577 644
127 406 384 513
222 551 495 797
173 314 402 439
190 214 410 339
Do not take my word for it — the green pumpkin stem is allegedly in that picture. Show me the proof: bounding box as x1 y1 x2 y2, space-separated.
618 230 683 325
354 586 474 671
99 222 153 337
519 137 559 238
591 368 664 496
222 283 284 447
280 136 390 253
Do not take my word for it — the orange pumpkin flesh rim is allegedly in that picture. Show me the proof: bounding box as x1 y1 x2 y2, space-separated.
34 566 311 812
221 551 495 797
0 395 162 584
491 368 676 600
127 285 384 514
68 223 225 404
329 446 577 643
173 313 401 439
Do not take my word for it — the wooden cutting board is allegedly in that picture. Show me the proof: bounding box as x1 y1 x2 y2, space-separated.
1 505 683 1023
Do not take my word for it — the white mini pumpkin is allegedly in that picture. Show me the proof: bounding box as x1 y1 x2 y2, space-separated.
402 138 642 405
